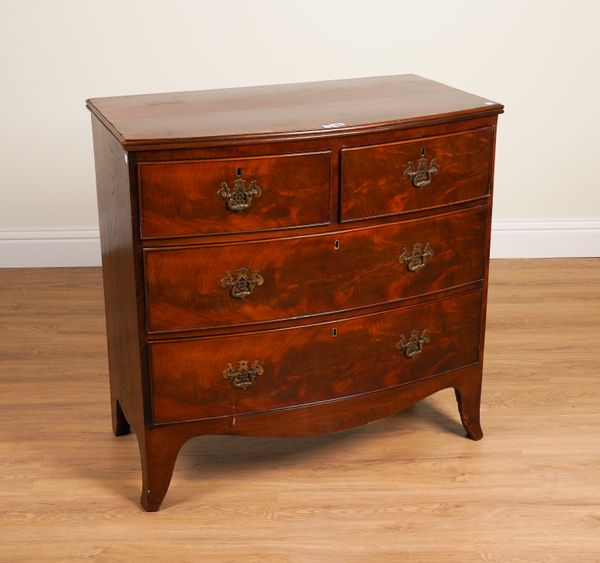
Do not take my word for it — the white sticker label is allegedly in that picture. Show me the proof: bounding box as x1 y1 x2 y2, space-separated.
322 122 347 129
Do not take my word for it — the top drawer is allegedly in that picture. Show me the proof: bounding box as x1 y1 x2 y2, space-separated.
341 127 492 222
139 151 331 238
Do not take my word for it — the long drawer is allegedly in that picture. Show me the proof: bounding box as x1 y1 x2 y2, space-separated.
341 127 492 221
144 205 488 333
149 289 482 424
139 151 331 238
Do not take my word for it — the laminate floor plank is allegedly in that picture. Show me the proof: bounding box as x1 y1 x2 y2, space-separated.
0 260 598 562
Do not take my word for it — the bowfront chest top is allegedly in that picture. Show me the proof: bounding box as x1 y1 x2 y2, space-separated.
87 75 503 511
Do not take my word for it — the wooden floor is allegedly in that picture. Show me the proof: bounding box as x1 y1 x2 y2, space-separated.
0 260 599 562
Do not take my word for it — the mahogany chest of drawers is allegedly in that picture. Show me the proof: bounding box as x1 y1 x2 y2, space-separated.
87 75 503 511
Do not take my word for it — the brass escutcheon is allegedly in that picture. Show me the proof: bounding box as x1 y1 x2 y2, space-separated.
220 267 264 299
222 360 264 389
396 330 430 358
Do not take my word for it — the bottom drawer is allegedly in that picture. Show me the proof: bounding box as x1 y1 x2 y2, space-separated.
149 290 482 424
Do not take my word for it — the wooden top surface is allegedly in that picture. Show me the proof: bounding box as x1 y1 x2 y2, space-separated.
86 74 503 149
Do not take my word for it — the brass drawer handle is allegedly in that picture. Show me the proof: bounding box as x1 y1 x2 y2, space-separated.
223 360 264 389
396 330 430 358
403 148 438 188
220 267 264 299
217 169 261 211
400 242 432 272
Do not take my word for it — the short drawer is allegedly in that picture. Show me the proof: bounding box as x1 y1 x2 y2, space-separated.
149 290 482 423
139 151 331 238
144 205 488 333
341 127 492 221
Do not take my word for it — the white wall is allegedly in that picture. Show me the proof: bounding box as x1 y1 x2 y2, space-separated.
1 0 599 266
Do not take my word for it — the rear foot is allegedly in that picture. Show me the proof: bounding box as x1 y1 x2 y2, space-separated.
112 398 131 436
455 382 483 441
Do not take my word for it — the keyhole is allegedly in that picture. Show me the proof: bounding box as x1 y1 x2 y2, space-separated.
420 147 426 157
334 239 340 250
236 167 242 176
332 327 337 337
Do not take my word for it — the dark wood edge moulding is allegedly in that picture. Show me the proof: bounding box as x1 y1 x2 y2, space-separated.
87 98 503 151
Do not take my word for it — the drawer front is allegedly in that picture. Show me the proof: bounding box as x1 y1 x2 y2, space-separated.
139 151 331 238
341 127 492 221
145 205 488 333
150 290 482 423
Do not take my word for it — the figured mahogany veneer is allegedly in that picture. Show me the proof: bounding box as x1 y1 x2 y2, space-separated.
145 205 487 333
139 151 331 238
341 127 493 221
150 289 482 423
87 74 503 511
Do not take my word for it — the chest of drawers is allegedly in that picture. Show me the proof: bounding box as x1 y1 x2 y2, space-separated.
87 75 503 511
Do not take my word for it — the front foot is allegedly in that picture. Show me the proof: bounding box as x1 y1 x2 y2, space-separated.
140 488 166 512
454 381 483 441
137 428 186 512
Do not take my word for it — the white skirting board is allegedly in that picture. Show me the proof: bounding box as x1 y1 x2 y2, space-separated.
0 229 102 268
490 220 600 259
0 220 599 267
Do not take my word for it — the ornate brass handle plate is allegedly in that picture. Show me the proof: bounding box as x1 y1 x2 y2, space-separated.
222 360 264 389
399 242 433 272
396 330 430 358
403 148 439 188
220 267 264 299
217 169 261 211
